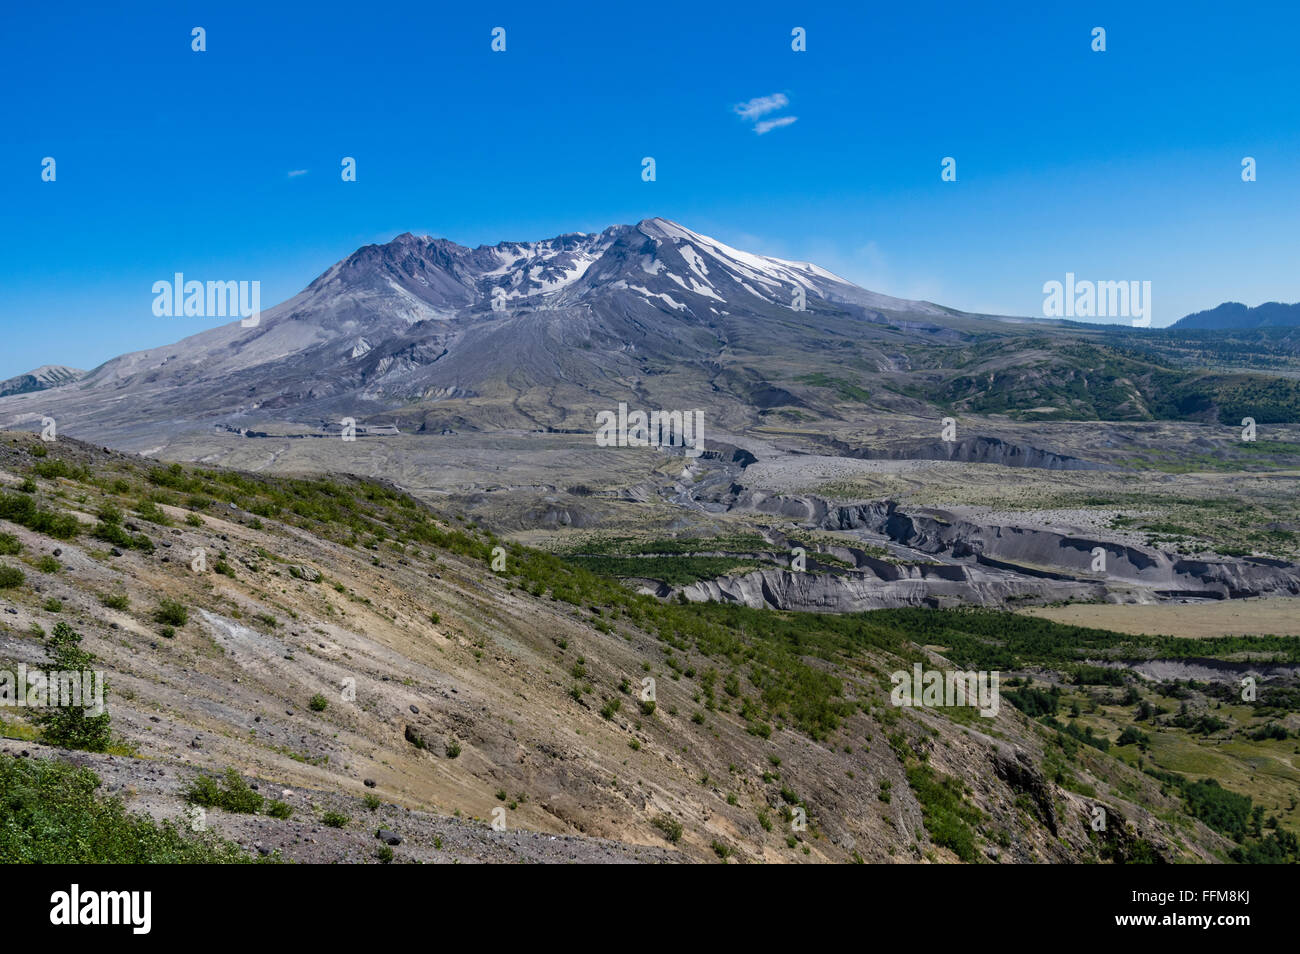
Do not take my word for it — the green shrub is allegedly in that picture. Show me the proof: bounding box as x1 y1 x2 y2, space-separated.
651 814 682 844
0 754 260 863
905 764 980 862
31 459 89 481
1117 726 1151 747
135 500 172 525
322 811 350 828
185 768 264 814
0 533 20 555
92 520 135 548
1249 723 1289 742
266 800 293 819
309 693 328 712
154 598 188 627
98 591 129 610
0 491 80 539
0 565 24 588
90 504 152 550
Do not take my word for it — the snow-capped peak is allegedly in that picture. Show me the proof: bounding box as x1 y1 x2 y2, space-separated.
635 217 853 305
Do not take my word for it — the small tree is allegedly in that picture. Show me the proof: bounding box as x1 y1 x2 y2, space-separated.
35 623 112 752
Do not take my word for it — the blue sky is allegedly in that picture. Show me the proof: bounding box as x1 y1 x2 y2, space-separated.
3 0 1298 379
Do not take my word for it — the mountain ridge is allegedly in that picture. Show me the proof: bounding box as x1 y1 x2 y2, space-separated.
1173 300 1300 330
0 365 85 398
6 220 1300 450
0 219 1005 442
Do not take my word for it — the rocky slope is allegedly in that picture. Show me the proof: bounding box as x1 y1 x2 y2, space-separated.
0 433 1233 862
0 365 84 398
687 491 1300 612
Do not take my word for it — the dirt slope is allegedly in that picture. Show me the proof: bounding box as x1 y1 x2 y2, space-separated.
0 433 1231 862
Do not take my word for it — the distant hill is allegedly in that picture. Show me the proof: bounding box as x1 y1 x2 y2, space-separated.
0 364 84 398
1172 301 1300 330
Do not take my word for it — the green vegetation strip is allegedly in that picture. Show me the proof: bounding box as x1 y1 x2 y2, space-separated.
0 754 263 863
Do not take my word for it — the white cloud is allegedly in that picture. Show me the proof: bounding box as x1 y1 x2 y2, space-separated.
755 116 798 135
733 93 788 121
287 169 309 178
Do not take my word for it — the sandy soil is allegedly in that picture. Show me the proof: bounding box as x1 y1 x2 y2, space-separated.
1020 597 1300 637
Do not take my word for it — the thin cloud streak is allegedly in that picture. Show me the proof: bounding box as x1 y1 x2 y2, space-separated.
755 116 798 135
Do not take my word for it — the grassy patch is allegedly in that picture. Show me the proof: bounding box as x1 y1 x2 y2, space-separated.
0 754 261 862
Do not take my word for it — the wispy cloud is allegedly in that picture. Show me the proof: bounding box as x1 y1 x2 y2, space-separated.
287 169 309 178
734 93 788 121
734 93 797 134
755 116 798 135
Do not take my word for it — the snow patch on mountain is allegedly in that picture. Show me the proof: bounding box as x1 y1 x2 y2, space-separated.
613 281 689 312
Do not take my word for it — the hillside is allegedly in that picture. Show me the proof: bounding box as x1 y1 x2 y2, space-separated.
5 432 1299 863
0 365 84 399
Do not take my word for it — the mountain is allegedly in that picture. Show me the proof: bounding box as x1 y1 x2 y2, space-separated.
0 219 1007 442
1172 301 1300 330
5 219 1300 449
0 365 84 398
